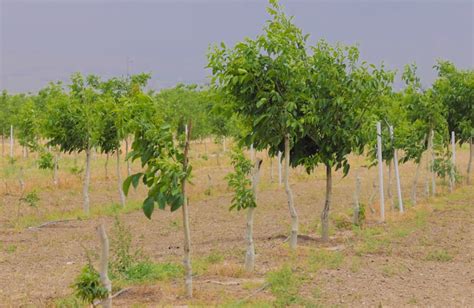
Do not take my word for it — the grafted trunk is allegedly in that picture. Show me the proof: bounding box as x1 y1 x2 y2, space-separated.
116 149 126 207
411 161 421 205
83 147 91 215
321 164 332 242
284 134 298 249
245 158 262 272
467 138 473 185
97 224 112 308
182 123 193 298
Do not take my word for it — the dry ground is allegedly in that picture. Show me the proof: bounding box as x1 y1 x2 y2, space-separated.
0 141 472 307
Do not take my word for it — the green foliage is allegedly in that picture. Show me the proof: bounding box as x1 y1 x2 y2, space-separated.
119 261 183 283
225 148 255 211
124 122 191 219
37 151 55 170
266 265 301 307
109 217 144 278
72 264 108 306
307 249 344 272
19 191 40 208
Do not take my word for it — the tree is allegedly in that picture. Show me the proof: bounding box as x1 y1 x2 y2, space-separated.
226 147 262 272
208 0 308 249
123 118 194 297
44 73 102 215
293 41 393 241
433 61 474 184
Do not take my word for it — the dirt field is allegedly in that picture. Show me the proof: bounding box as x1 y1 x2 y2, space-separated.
0 142 472 307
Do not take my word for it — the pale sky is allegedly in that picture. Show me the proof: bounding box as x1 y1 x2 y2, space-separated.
1 0 472 93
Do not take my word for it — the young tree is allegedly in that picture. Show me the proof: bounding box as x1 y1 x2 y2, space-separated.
433 61 474 184
293 41 393 241
44 74 102 215
208 0 308 249
124 118 194 297
226 148 262 272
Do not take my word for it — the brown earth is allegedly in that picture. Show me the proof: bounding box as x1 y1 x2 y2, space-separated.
0 141 472 307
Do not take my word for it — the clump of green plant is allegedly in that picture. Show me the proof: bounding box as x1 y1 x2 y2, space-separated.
69 159 84 175
266 265 301 307
109 217 183 283
109 217 144 278
19 190 40 207
425 249 452 262
355 203 366 226
37 151 54 170
72 264 108 307
225 149 255 211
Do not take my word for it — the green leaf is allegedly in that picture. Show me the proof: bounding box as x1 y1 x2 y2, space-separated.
142 196 155 219
122 176 133 196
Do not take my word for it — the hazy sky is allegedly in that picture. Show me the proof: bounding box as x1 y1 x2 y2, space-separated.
1 0 472 93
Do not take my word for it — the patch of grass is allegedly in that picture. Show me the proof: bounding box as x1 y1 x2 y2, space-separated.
425 249 452 262
349 256 362 273
381 263 407 277
266 265 301 307
353 227 391 256
119 261 183 283
221 299 273 308
307 249 344 272
5 244 17 254
332 213 352 231
193 250 225 275
53 294 84 308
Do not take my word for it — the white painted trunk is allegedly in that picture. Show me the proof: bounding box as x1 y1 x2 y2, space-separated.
182 123 193 297
250 144 255 163
245 159 262 272
429 129 436 195
83 147 91 215
376 122 385 222
270 156 274 183
389 126 403 213
278 151 282 186
104 153 109 179
53 152 59 186
321 164 332 242
450 131 455 192
125 137 131 177
387 161 393 200
116 150 126 207
467 138 473 184
353 173 361 225
411 161 421 205
10 125 13 158
97 224 112 308
284 134 298 249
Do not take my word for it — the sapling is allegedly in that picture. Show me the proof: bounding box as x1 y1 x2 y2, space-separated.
226 148 262 272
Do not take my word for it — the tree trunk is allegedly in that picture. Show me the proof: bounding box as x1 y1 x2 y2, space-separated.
104 153 109 180
116 149 126 207
278 151 282 186
321 164 332 242
390 126 403 213
245 158 262 272
353 173 361 225
450 131 455 192
10 125 14 158
182 123 193 298
429 129 436 195
83 147 91 215
97 224 112 308
250 144 255 163
125 137 131 177
284 134 298 249
387 161 393 200
411 161 421 205
1 133 4 157
53 152 59 186
376 122 385 222
270 155 274 183
467 138 473 185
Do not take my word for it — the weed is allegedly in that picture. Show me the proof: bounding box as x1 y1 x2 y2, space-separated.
120 261 183 283
266 265 300 307
19 190 40 207
72 264 108 306
5 244 17 254
307 249 344 272
193 250 225 275
425 249 452 262
332 214 352 231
